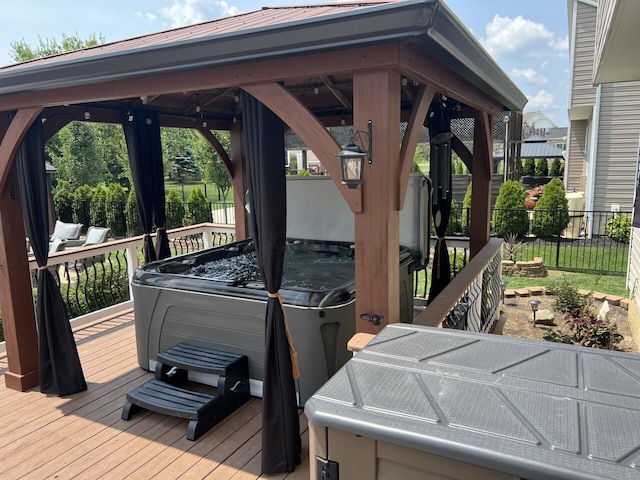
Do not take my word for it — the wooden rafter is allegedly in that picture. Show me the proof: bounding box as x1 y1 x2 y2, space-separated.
451 134 473 173
196 126 233 177
0 107 43 191
319 76 352 111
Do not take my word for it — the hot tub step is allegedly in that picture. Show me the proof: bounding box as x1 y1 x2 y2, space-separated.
123 344 251 440
122 379 224 440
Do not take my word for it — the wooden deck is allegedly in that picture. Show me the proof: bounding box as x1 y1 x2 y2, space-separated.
0 310 311 479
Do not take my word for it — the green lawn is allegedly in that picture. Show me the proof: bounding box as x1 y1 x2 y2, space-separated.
503 272 627 298
165 181 234 204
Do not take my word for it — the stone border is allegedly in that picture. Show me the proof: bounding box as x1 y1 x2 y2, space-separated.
504 287 629 309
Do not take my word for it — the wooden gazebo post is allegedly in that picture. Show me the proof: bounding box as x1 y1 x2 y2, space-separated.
353 69 402 335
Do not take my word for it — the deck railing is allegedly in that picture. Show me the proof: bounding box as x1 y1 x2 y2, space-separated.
413 237 502 332
26 223 235 330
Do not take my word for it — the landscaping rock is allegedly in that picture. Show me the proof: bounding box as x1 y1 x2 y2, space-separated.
532 309 555 325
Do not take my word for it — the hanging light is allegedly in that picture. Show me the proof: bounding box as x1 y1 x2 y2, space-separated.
335 120 372 188
83 109 91 120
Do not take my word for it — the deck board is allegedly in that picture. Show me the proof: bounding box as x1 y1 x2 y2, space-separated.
0 308 310 480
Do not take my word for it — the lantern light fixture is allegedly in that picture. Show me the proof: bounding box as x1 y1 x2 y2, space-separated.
529 299 541 324
335 120 372 188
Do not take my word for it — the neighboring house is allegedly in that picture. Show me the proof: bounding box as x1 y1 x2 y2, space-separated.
566 0 640 221
590 0 640 331
523 111 557 137
547 126 568 151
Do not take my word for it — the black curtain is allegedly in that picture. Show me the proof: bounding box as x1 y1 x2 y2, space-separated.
14 113 87 395
121 108 169 263
241 91 301 474
427 106 453 303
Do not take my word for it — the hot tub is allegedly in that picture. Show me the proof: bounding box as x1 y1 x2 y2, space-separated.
132 237 418 404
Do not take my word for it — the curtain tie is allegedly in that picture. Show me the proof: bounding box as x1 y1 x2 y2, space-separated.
38 265 48 271
156 227 165 231
268 291 300 379
436 236 445 279
143 233 151 238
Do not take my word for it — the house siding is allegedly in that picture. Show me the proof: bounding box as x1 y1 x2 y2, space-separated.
566 120 588 192
593 82 640 211
594 0 617 75
629 226 640 294
571 3 598 107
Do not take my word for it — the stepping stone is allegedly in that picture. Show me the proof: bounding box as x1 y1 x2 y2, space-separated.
604 295 623 307
515 289 530 297
592 292 607 302
528 286 544 296
504 289 516 298
578 289 591 297
621 299 630 310
532 309 555 325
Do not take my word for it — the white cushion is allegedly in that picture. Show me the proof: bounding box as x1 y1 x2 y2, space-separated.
85 227 109 245
52 220 82 241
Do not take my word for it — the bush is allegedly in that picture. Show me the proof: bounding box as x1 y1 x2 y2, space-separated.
166 189 186 229
53 180 75 222
532 178 569 237
297 169 312 177
534 158 548 176
461 182 472 234
606 214 631 243
125 188 143 237
522 158 535 176
547 275 588 318
185 188 210 225
90 184 108 227
105 183 126 237
492 181 528 237
73 184 93 229
550 158 562 177
446 199 461 235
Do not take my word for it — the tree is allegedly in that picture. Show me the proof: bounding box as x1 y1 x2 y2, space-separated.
532 178 570 237
522 158 535 176
10 33 104 62
535 158 548 176
95 124 130 188
461 182 472 234
126 188 143 237
90 184 108 227
550 158 562 177
166 190 186 229
196 131 232 201
53 122 107 187
53 180 75 222
170 148 202 183
492 180 529 237
161 127 200 177
73 184 93 229
185 188 210 225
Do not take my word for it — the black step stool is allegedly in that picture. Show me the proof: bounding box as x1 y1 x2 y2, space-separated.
122 343 250 440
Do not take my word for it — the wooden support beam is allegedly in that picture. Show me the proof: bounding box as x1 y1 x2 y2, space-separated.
0 107 43 191
0 163 39 391
319 76 352 111
397 85 435 209
196 126 233 177
451 134 473 173
470 109 493 257
230 122 249 239
242 82 362 213
353 70 401 334
42 113 73 143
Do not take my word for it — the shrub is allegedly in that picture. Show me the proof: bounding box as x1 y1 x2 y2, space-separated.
90 184 108 227
105 183 126 237
185 188 210 225
522 158 535 176
166 189 186 229
532 178 569 237
125 188 143 237
550 158 562 177
73 184 93 229
534 158 548 176
297 169 312 177
492 181 528 237
606 214 631 243
446 199 461 235
53 180 75 222
461 182 472 234
547 275 588 318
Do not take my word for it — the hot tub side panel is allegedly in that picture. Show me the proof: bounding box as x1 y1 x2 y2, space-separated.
132 283 355 405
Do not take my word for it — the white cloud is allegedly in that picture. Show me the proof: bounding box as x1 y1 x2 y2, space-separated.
136 12 157 22
511 67 547 84
161 0 240 27
482 15 567 59
526 90 555 110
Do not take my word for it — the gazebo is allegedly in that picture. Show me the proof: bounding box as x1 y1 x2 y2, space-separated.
0 0 526 473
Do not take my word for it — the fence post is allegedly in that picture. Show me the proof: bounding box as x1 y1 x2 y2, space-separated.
556 208 562 268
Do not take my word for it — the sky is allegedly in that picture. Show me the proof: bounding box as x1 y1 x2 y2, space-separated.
0 0 570 125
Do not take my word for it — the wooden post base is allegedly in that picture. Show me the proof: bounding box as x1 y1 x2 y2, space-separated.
4 369 39 391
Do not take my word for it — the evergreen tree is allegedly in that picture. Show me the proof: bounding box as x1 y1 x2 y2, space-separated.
105 183 127 237
492 181 529 237
185 188 210 225
90 184 108 227
72 184 93 229
53 180 75 222
166 189 186 229
522 158 535 176
550 158 562 177
532 178 570 237
126 189 143 237
535 158 549 176
461 182 472 234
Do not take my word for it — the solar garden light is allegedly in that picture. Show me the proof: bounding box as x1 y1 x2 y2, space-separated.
529 299 541 324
